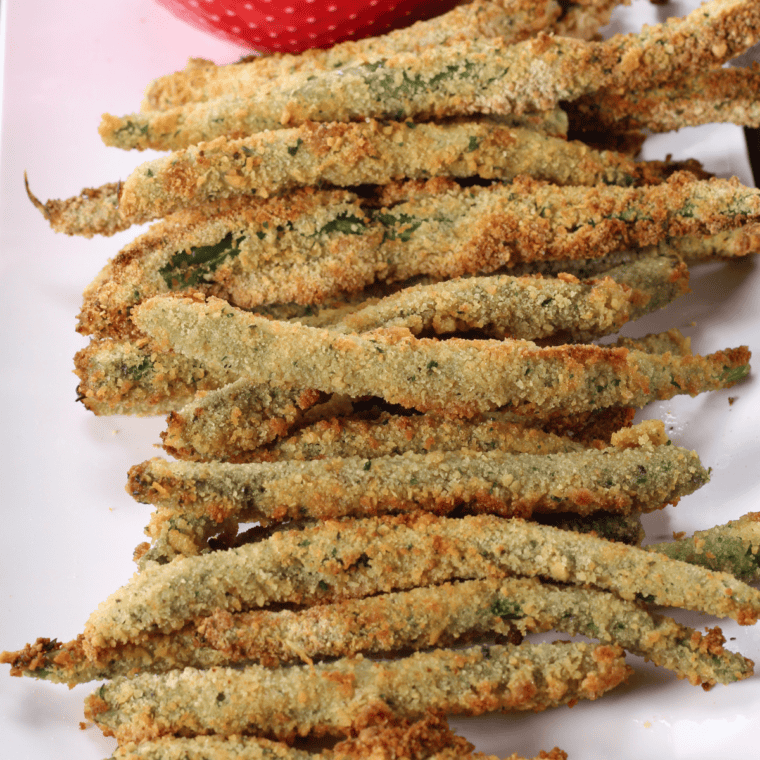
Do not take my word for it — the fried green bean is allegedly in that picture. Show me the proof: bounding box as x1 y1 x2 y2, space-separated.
110 713 543 760
646 512 760 582
135 430 689 564
158 379 324 459
163 408 589 463
140 0 564 112
1 581 523 686
83 514 760 648
322 254 689 341
100 0 760 151
77 174 758 324
568 66 760 135
133 295 750 419
85 641 631 742
116 120 693 226
73 337 238 416
7 571 752 688
130 439 707 537
24 175 126 239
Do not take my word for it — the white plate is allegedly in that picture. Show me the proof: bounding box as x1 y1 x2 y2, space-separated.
0 2 758 758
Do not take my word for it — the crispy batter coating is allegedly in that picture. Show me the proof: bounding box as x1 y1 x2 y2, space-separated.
76 174 758 326
140 0 564 112
132 435 705 563
160 379 325 460
100 0 760 150
323 255 689 341
111 713 557 760
568 65 760 134
646 512 760 582
83 514 760 648
24 175 127 238
163 407 590 464
133 296 750 418
84 641 631 742
116 119 693 225
129 441 707 546
5 574 752 688
74 338 237 416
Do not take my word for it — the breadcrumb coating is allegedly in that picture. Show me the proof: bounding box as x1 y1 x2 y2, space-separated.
100 0 760 151
84 641 631 742
568 65 760 135
140 0 564 112
115 119 694 225
83 514 760 648
324 255 689 340
646 512 760 582
163 407 589 464
133 295 750 418
110 713 563 760
129 441 706 545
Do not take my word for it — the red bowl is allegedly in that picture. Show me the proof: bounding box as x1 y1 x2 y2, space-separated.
156 0 462 54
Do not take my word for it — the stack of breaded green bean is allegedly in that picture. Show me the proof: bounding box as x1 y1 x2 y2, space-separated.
7 1 760 758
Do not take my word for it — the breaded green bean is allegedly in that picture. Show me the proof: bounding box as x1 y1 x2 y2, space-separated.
83 514 760 648
140 0 564 112
646 512 760 582
130 441 707 529
568 66 760 135
163 408 589 463
324 255 689 341
133 295 750 418
110 713 537 760
24 175 125 239
74 338 237 416
100 0 760 151
1 581 521 685
7 575 752 688
84 641 631 742
116 120 693 225
135 432 697 564
110 713 565 760
77 174 758 325
71 292 697 420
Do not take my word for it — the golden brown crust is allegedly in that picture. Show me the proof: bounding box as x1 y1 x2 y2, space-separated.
101 0 760 151
569 65 760 134
79 174 759 340
133 296 750 419
141 0 563 112
83 514 760 649
115 119 689 225
85 641 631 742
